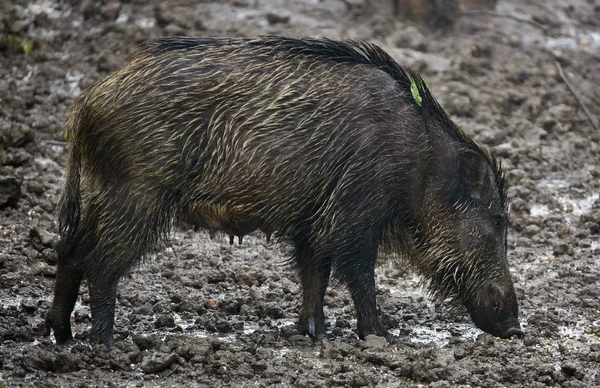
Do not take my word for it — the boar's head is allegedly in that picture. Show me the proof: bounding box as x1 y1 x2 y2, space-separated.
402 145 523 339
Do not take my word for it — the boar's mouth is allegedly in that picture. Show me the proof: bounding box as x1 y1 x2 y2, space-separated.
469 311 524 339
464 281 524 339
499 325 524 339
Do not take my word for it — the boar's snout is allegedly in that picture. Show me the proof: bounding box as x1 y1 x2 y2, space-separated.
500 325 524 339
466 282 524 339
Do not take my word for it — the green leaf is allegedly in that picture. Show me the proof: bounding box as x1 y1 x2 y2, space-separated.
8 35 22 54
410 81 422 107
7 35 41 55
22 40 34 54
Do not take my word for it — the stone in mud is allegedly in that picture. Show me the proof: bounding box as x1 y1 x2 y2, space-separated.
444 94 474 118
321 339 355 358
454 344 472 360
154 314 176 329
154 4 204 30
0 175 21 208
22 347 56 371
359 334 389 350
523 224 541 237
20 300 37 313
584 222 599 234
133 334 162 351
26 180 45 195
54 352 83 373
1 149 32 167
395 0 460 28
561 362 584 380
389 26 428 52
552 242 569 256
140 352 179 374
29 227 57 248
266 13 290 25
288 334 313 347
100 3 121 21
493 142 513 157
0 125 34 148
168 337 212 362
109 348 133 371
215 319 232 333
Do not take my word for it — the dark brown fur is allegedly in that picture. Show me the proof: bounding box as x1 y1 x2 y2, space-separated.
45 36 521 346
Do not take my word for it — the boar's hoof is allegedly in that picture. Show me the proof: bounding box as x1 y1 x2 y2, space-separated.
357 320 395 343
89 329 116 348
298 317 327 340
359 329 395 344
44 311 74 345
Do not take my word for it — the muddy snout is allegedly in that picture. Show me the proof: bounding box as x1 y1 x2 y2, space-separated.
475 313 524 339
499 325 524 339
467 282 524 339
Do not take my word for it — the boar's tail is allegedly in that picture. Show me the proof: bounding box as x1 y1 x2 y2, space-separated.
56 99 85 257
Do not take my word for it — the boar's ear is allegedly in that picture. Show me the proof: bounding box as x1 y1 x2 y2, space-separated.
458 150 490 201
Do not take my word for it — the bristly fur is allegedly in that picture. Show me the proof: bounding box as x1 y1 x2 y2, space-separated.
141 35 507 209
47 35 516 345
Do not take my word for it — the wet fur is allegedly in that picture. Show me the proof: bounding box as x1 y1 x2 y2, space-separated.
48 35 510 345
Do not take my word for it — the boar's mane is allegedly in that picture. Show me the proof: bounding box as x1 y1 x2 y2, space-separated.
140 35 507 210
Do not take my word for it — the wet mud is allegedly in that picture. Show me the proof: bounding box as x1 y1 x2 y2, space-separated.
0 0 599 386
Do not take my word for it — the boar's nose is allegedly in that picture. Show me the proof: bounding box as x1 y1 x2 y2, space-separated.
500 325 524 339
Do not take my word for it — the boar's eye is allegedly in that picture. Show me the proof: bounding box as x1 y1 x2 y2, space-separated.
492 214 504 228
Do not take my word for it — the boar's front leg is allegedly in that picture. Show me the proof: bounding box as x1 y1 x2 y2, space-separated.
343 246 389 340
87 265 121 347
317 181 391 341
320 210 390 341
295 239 332 339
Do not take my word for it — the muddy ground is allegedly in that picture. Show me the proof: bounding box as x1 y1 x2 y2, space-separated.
0 0 599 386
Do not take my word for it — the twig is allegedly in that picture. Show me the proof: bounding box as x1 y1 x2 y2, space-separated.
40 140 70 146
163 364 179 378
555 61 599 131
460 10 548 31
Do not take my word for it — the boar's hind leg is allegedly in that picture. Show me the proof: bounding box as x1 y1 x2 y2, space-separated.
45 214 97 344
295 239 332 339
86 198 167 347
87 245 149 346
